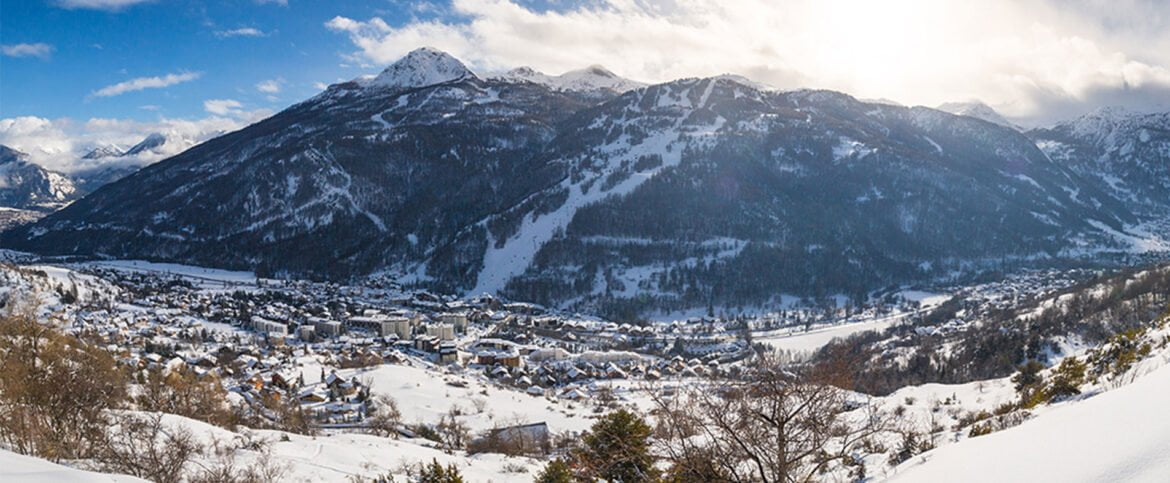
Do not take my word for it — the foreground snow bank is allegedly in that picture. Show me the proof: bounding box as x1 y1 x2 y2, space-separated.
892 359 1170 482
0 448 147 483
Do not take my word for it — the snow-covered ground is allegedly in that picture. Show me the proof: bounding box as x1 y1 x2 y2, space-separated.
79 259 260 288
891 356 1170 482
345 364 600 434
757 292 950 354
0 448 147 483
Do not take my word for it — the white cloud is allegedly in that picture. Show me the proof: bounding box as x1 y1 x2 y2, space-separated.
203 99 243 116
55 0 153 11
91 72 201 98
255 0 287 6
0 111 272 173
326 0 1170 124
312 82 330 91
1 43 54 59
256 78 283 94
215 28 266 38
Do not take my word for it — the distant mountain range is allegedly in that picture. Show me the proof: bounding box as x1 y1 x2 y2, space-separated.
4 48 1168 318
0 145 77 213
0 130 197 213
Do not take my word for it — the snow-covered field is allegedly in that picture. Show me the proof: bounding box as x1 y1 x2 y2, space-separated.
79 259 261 288
757 292 950 354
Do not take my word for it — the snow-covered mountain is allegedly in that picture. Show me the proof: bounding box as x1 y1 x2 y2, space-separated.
937 101 1019 130
2 48 1161 317
82 144 126 160
123 132 169 156
496 65 644 97
0 145 78 212
1029 107 1170 216
360 47 475 90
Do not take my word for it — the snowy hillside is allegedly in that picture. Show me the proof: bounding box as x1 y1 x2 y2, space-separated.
893 349 1170 482
1030 108 1170 217
0 449 147 483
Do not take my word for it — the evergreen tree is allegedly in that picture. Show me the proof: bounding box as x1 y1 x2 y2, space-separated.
575 409 658 482
417 459 463 483
534 459 573 483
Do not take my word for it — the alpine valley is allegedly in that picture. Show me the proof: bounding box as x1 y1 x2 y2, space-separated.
4 48 1168 318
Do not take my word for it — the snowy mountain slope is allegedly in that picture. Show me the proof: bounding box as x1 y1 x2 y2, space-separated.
2 47 1159 317
0 145 79 212
4 48 601 282
892 352 1170 482
485 83 1137 313
1029 108 1170 217
362 47 475 90
82 144 125 160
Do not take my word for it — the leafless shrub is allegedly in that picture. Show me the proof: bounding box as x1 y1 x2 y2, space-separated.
92 412 200 483
367 395 403 437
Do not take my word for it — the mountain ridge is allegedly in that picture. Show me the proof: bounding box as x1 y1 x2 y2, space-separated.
3 48 1165 317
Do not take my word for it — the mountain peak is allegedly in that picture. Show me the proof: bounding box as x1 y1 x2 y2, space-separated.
367 47 474 90
937 100 1018 130
0 145 29 165
82 144 125 160
124 133 167 156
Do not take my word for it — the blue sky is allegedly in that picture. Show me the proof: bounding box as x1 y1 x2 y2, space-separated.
0 0 445 120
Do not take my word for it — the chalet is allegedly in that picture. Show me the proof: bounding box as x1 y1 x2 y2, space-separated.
469 339 521 367
438 341 459 364
413 334 440 353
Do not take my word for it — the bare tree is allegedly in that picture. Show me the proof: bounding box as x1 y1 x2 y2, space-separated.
92 413 200 483
367 394 402 437
435 408 471 453
650 355 889 482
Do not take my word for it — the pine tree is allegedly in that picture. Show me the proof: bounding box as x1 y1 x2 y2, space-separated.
417 459 464 483
575 409 658 482
534 459 573 483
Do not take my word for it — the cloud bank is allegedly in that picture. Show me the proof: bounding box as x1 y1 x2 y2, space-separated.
326 0 1170 124
0 106 271 174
